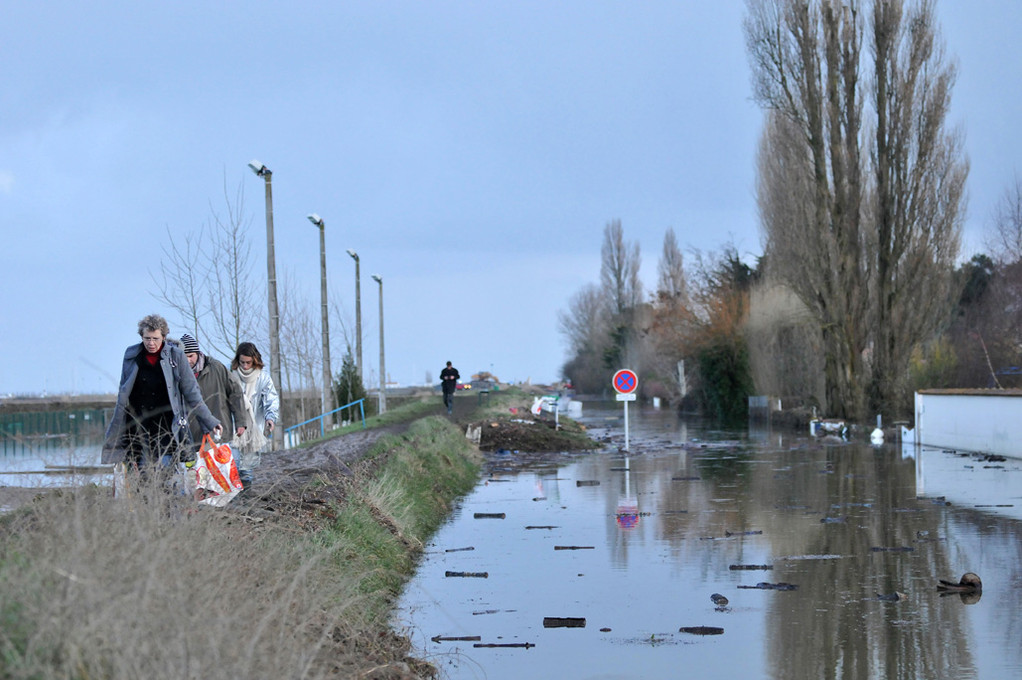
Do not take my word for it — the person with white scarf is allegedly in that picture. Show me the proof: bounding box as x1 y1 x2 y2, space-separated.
230 341 280 488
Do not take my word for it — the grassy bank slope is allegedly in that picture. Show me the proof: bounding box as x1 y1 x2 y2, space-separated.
0 416 479 680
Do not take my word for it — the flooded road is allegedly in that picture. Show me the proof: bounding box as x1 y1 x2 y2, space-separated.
395 403 1022 680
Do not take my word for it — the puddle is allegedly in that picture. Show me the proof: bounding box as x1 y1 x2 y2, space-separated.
395 403 1022 679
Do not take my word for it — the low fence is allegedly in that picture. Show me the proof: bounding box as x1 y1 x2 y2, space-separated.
284 398 366 449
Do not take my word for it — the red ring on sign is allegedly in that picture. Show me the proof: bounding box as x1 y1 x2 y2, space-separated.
612 369 638 394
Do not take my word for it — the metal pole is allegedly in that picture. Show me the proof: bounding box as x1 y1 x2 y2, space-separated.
623 400 630 452
316 220 333 423
372 274 386 414
250 161 283 451
350 252 362 383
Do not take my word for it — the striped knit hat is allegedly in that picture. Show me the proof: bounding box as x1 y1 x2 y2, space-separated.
180 333 200 354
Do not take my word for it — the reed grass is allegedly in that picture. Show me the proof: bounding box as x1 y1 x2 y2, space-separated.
0 414 480 679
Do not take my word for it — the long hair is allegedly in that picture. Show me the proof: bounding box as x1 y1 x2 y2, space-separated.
231 342 265 370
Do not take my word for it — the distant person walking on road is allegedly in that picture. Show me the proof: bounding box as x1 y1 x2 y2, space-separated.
231 342 279 488
180 333 249 452
440 361 460 415
102 314 221 471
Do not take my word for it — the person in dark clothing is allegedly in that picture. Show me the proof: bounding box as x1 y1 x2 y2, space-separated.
103 315 221 470
440 361 460 415
180 333 249 451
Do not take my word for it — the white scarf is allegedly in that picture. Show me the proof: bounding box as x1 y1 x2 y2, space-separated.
236 366 267 453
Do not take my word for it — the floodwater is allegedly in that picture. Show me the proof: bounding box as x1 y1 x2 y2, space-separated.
0 409 110 508
394 403 1022 680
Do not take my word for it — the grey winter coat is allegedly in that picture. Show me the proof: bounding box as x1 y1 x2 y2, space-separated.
102 339 221 464
188 354 250 445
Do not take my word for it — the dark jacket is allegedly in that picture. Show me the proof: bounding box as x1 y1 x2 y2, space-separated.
102 339 220 464
440 366 460 394
188 353 250 446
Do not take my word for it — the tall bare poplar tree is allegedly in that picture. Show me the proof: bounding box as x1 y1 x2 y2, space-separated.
746 0 965 419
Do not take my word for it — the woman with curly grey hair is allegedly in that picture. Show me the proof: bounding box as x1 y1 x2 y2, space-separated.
102 313 221 469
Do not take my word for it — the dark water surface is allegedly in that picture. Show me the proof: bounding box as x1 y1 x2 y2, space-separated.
394 403 1022 680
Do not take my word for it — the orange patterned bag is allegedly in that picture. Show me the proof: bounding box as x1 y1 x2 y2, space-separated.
194 433 243 507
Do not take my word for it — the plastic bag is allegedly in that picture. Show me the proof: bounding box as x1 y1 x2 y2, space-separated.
194 433 243 507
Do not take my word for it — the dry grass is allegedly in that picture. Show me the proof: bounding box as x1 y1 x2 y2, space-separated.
0 415 483 680
0 477 395 679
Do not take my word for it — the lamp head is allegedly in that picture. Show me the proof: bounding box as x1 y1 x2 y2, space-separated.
248 160 271 177
371 274 382 284
346 249 358 260
307 213 324 227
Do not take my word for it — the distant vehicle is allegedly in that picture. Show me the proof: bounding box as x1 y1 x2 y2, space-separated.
456 381 471 390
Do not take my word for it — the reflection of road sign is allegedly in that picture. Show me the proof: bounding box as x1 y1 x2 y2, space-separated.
612 369 638 394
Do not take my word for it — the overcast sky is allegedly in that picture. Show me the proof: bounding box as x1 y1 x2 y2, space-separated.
1 1 1019 397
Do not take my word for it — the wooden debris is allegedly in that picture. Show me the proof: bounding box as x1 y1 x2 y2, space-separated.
445 571 488 578
737 582 798 591
473 642 535 649
474 512 506 519
543 617 586 628
445 546 475 553
554 546 594 550
679 626 724 635
576 480 600 487
431 635 481 643
729 564 773 571
525 525 558 530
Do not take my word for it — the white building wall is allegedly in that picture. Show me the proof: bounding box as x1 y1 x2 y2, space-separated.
915 390 1022 459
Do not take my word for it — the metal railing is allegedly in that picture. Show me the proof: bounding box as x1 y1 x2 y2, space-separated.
283 398 366 449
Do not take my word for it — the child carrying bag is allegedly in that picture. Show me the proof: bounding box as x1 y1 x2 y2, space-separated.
194 433 243 507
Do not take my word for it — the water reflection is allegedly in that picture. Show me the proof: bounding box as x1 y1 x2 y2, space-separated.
395 404 1022 680
0 408 110 493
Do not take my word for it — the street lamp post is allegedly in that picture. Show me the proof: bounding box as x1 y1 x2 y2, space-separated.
346 249 362 385
307 213 334 423
247 160 282 450
371 274 386 414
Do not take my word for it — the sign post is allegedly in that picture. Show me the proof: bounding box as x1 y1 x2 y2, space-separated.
612 369 638 451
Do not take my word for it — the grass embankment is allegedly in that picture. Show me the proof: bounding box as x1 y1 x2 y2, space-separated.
0 414 479 680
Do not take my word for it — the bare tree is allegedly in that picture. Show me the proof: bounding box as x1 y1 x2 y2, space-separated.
986 175 1022 264
868 0 967 414
746 0 966 419
204 179 263 361
600 219 642 316
150 175 264 364
152 227 209 341
656 227 688 305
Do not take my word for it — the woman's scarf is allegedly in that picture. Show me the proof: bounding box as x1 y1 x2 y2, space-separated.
236 366 267 453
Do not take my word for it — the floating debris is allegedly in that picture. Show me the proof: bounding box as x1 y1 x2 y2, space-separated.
445 571 488 578
870 546 914 552
532 497 547 501
472 610 500 615
664 510 689 514
474 642 535 649
474 512 506 519
599 627 612 632
724 530 763 537
710 593 729 607
672 476 702 481
737 582 798 591
555 545 595 551
543 617 586 628
445 546 475 553
679 626 724 635
525 525 558 530
875 592 908 602
576 480 600 487
975 504 1014 508
431 635 481 643
729 564 773 571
